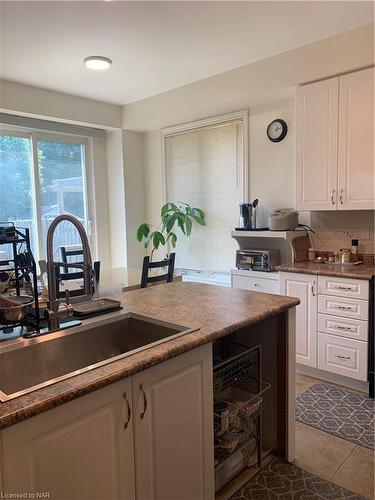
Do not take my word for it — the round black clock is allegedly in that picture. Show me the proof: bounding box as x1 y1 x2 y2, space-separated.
267 119 288 143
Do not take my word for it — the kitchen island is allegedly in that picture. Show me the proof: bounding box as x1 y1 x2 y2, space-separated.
0 282 299 499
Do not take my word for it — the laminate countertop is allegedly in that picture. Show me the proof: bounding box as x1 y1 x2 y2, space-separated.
0 282 299 430
276 261 374 281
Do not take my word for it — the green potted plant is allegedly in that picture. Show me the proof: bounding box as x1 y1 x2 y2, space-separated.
136 202 206 260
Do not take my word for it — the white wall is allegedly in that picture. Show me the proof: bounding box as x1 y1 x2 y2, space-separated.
122 130 147 268
105 130 147 269
0 79 122 129
143 130 164 226
124 24 374 233
106 130 127 268
123 24 373 131
248 99 295 227
90 138 111 270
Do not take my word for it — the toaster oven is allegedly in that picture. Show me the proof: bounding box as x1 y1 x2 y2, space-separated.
236 249 280 272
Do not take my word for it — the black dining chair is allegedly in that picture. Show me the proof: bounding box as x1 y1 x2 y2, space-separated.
60 246 84 274
59 246 100 298
140 253 176 288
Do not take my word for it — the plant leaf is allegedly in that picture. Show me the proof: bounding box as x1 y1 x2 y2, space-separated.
153 231 160 250
190 213 206 226
165 212 178 232
157 231 166 246
161 203 169 218
177 213 186 234
185 216 192 236
168 202 179 212
171 232 177 248
136 223 150 241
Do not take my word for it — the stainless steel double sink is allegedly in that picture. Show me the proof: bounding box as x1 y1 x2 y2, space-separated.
0 313 196 402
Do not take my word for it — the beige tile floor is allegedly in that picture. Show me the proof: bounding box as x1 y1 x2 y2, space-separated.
295 373 374 499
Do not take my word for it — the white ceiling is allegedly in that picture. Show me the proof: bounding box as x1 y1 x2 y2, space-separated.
1 1 373 105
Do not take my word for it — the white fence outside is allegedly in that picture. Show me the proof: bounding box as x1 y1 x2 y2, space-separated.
0 217 87 261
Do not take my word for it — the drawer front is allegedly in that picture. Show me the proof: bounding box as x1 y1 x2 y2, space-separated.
232 275 279 295
318 313 368 341
318 275 369 300
318 294 368 321
318 332 368 381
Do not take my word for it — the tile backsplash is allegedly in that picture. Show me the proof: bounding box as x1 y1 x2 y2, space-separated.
308 210 375 254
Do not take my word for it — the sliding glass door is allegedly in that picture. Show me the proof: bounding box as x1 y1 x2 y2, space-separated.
0 130 91 261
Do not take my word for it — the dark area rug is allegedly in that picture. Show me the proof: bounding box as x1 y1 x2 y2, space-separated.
296 383 374 450
231 458 366 499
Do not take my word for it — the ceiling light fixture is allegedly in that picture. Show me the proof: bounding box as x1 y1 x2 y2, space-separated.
84 56 112 70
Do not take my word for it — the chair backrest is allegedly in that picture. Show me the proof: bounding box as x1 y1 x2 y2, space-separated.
57 259 101 299
60 246 84 274
140 253 175 288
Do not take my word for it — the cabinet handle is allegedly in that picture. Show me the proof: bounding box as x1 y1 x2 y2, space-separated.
339 189 344 205
336 354 351 360
331 189 336 205
139 383 148 420
336 305 352 311
122 392 132 430
336 286 352 291
336 325 353 331
311 280 317 296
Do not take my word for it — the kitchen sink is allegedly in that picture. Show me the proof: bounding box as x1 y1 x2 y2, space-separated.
0 313 197 402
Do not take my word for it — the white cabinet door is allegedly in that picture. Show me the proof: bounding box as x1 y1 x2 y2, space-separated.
338 67 375 210
279 272 318 367
132 343 214 500
1 379 135 500
296 77 339 211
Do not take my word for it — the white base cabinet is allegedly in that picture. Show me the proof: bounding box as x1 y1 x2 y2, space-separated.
280 272 369 382
1 378 135 500
0 343 214 500
132 345 214 500
279 272 318 368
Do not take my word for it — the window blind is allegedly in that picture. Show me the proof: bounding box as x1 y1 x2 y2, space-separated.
165 119 244 273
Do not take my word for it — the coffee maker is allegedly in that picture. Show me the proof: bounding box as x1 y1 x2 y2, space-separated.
238 200 258 229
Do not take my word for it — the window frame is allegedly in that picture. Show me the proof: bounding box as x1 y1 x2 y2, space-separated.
0 127 94 260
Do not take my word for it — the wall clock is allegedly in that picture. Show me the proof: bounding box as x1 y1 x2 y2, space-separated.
267 119 288 143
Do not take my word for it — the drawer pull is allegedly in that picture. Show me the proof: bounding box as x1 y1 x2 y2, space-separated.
253 283 259 287
336 305 353 311
336 325 353 331
336 354 351 360
335 286 353 291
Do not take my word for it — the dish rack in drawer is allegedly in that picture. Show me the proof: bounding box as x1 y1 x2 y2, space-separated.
213 341 270 493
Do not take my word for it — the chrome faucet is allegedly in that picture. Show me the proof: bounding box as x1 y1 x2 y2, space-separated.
46 215 94 331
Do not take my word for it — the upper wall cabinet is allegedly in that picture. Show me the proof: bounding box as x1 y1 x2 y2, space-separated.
338 68 374 209
296 68 374 211
296 77 339 211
